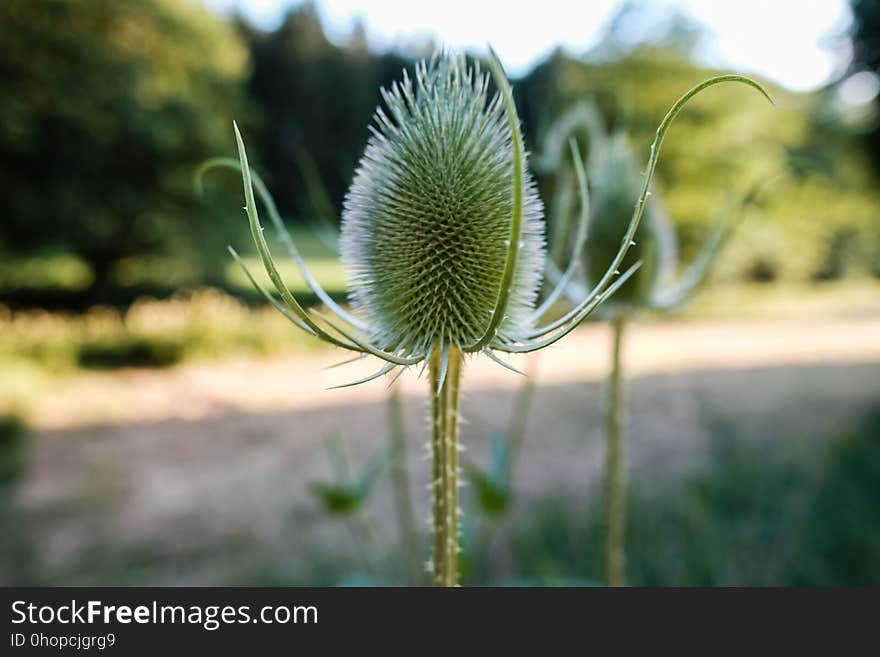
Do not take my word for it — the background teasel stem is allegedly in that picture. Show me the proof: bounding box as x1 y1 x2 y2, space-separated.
538 80 772 586
430 347 463 586
387 388 421 585
605 311 627 587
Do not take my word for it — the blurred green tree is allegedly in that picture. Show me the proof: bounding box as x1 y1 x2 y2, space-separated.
0 0 250 303
850 0 880 170
2 0 875 305
240 2 411 221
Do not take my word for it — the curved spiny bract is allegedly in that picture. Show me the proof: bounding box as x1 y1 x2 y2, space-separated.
198 156 367 332
340 53 545 358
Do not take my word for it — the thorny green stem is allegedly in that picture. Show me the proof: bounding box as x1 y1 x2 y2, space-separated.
507 354 539 475
430 347 463 586
605 312 627 587
387 388 421 585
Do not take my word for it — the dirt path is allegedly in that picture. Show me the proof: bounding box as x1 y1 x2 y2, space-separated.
13 360 880 585
6 316 879 585
24 316 880 429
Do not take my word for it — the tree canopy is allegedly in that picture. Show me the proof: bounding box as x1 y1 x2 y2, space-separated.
0 0 877 309
0 0 250 300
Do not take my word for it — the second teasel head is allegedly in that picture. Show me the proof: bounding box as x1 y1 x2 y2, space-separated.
583 132 673 309
539 97 767 317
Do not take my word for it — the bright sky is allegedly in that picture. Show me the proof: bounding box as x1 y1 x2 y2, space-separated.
205 0 853 92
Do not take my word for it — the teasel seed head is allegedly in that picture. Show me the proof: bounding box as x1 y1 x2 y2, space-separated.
539 82 773 318
340 53 545 357
200 54 769 383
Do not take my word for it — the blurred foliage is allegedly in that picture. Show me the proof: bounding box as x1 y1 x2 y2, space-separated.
0 254 94 293
308 433 389 582
466 431 515 518
500 407 880 586
0 0 251 303
0 288 327 378
75 335 184 370
852 0 880 75
850 0 880 170
795 410 880 585
465 358 538 522
0 414 31 585
522 46 880 282
310 434 387 516
0 416 26 488
240 2 412 223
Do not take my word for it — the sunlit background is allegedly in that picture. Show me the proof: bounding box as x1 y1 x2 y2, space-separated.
208 0 854 91
1 0 878 586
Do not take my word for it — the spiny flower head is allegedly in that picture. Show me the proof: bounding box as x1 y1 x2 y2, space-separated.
340 53 545 356
200 50 768 385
